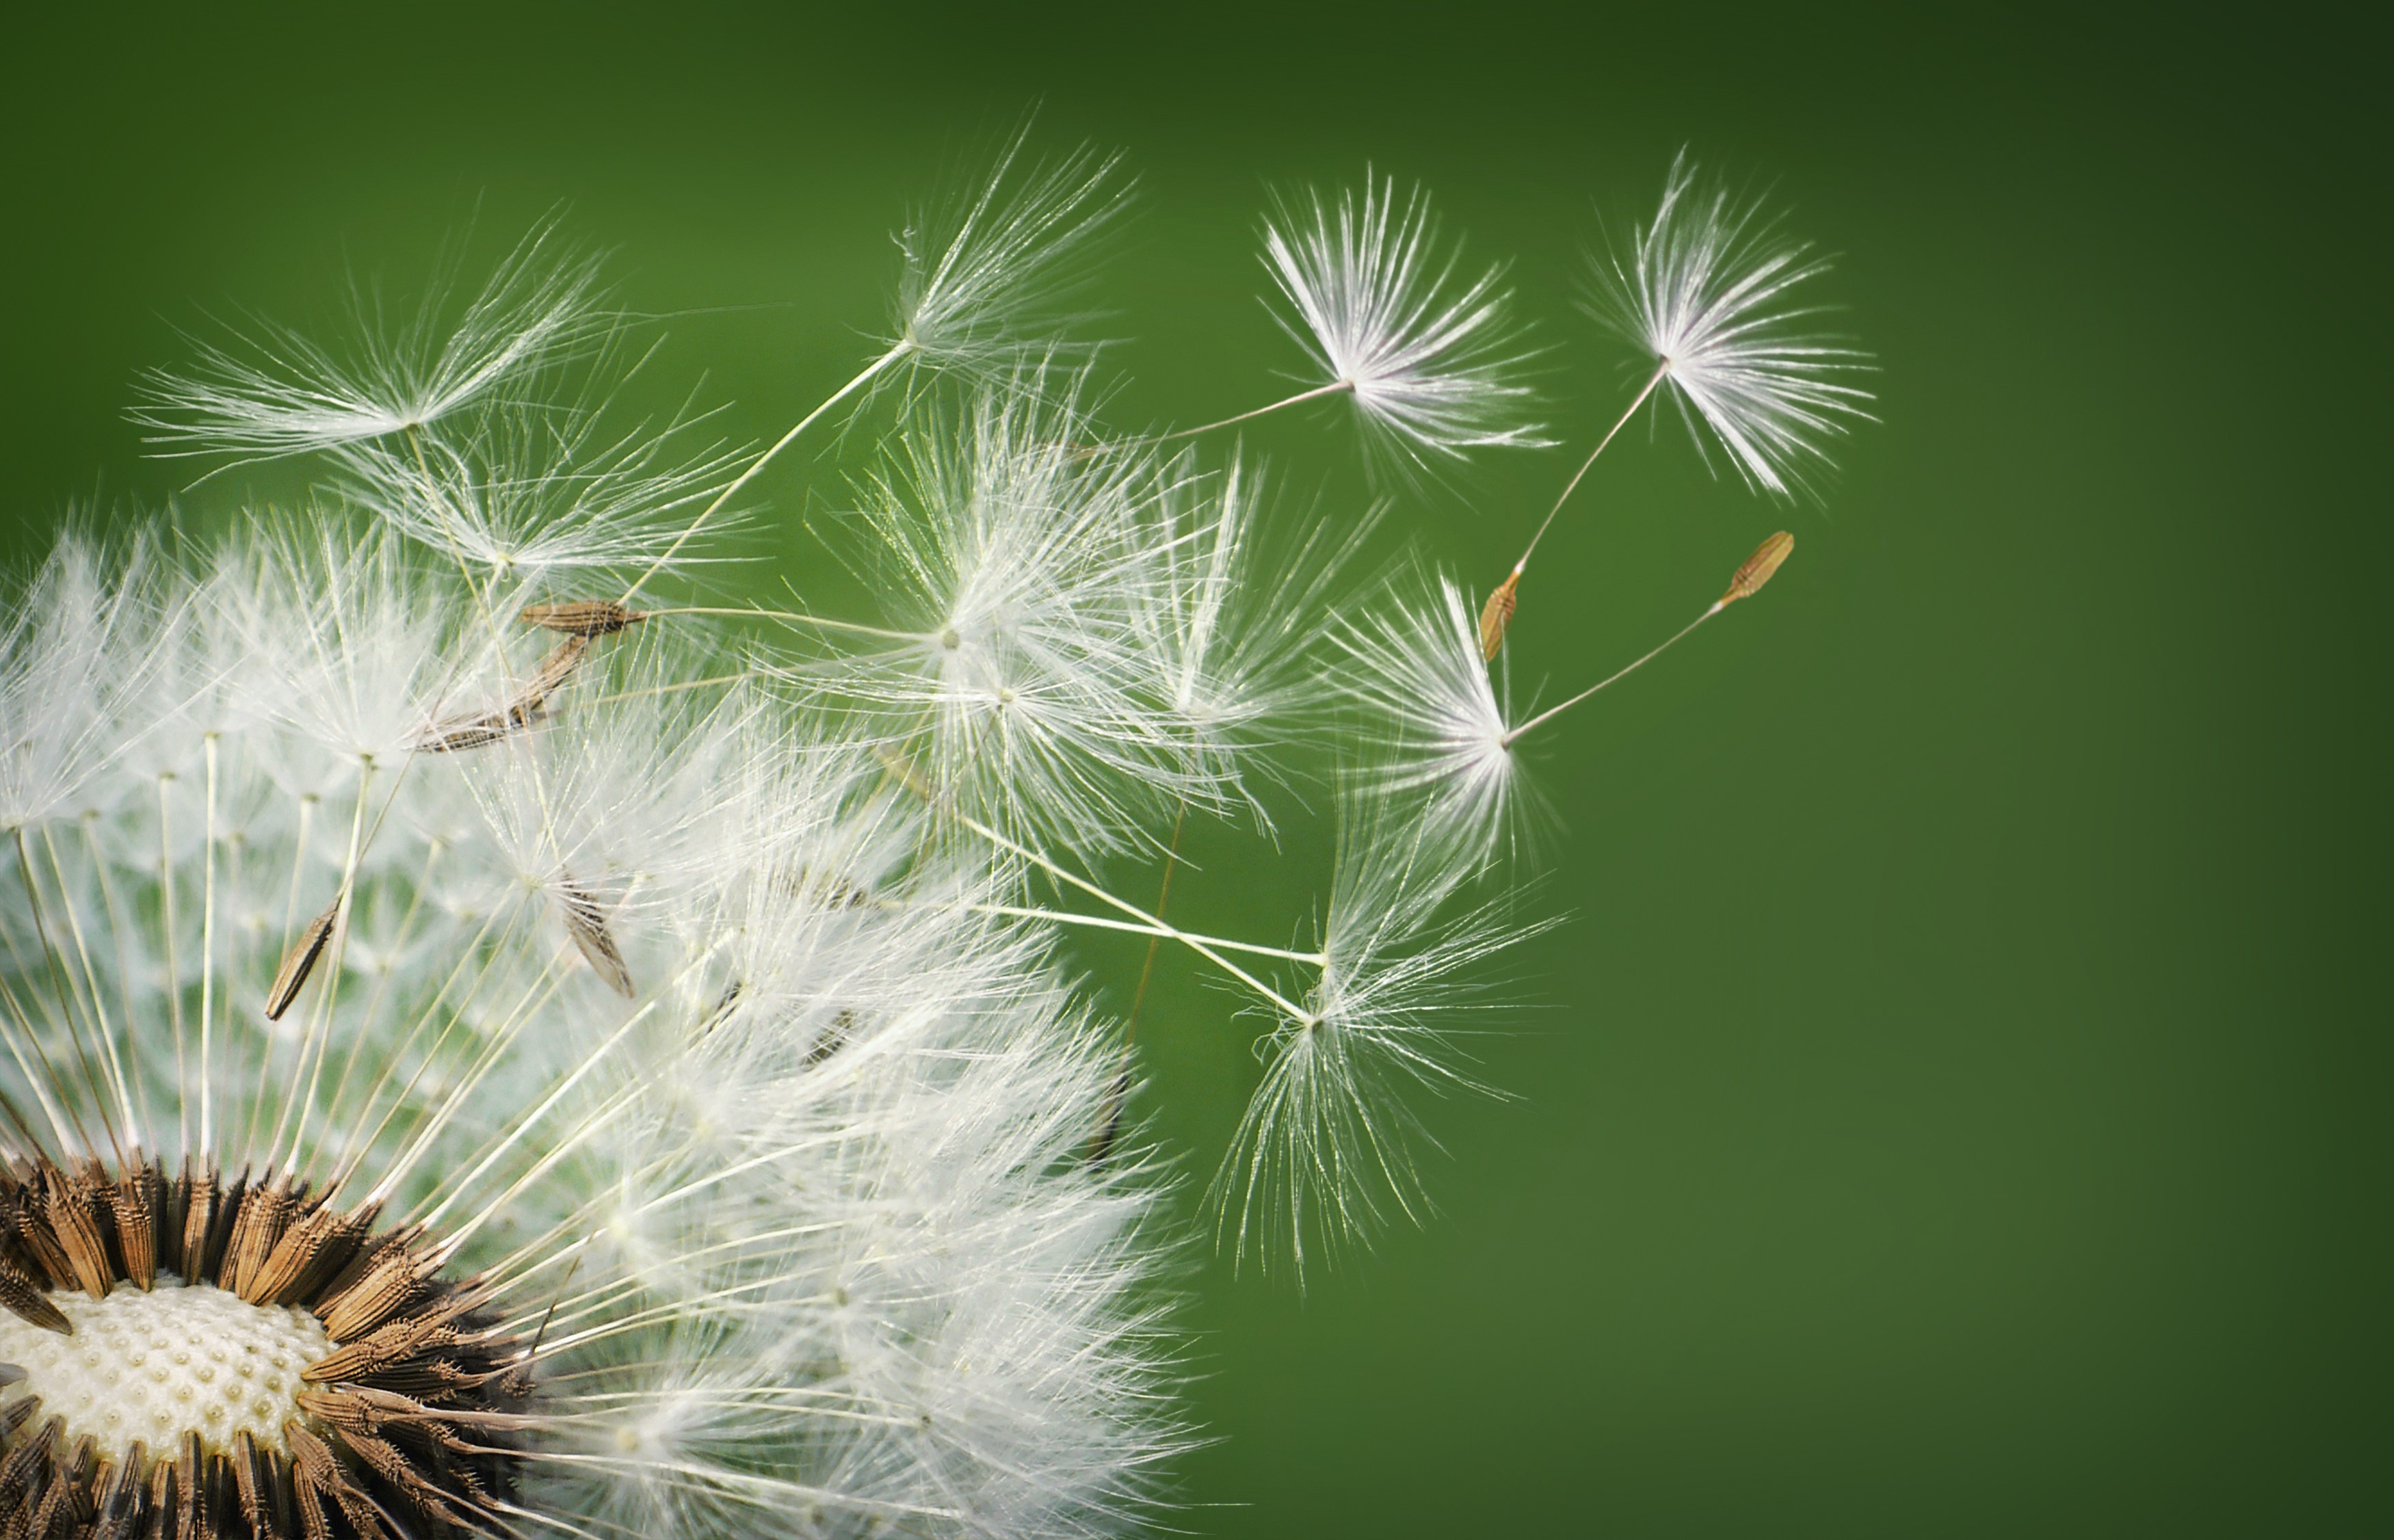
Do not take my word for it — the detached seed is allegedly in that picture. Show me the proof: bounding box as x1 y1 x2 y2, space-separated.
1720 531 1795 606
1477 571 1521 662
558 879 635 998
518 600 647 637
265 895 341 1021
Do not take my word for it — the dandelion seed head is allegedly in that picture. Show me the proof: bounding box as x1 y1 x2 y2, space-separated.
1 509 1182 1539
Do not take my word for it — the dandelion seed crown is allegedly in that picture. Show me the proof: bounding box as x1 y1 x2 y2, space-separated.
1 129 1865 1538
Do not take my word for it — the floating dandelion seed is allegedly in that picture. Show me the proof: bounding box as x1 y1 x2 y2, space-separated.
827 379 1221 861
895 124 1134 379
134 222 607 466
1260 176 1546 475
1151 175 1544 477
1210 791 1556 1278
616 131 1134 614
1586 151 1876 501
1478 155 1867 663
1133 451 1373 812
1337 570 1529 870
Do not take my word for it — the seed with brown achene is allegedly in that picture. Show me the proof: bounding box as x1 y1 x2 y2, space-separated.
1477 571 1520 662
1721 531 1795 606
265 895 342 1022
558 879 635 998
416 633 594 754
518 600 648 637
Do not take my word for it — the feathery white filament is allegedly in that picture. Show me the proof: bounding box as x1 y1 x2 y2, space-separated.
896 125 1133 377
135 223 606 464
1261 174 1545 477
1587 152 1875 499
1335 570 1529 868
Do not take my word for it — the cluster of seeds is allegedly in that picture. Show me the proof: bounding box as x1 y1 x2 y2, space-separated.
0 129 1872 1540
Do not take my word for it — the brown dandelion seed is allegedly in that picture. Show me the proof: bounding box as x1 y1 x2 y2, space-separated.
804 1008 858 1067
1477 571 1521 662
0 1257 70 1335
1721 531 1795 606
1085 1066 1133 1168
557 879 635 998
417 633 594 754
265 896 343 1022
0 1155 527 1540
699 981 742 1034
518 600 648 637
526 632 594 693
415 717 514 754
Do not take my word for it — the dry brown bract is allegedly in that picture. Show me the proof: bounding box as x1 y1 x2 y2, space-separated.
0 1156 525 1540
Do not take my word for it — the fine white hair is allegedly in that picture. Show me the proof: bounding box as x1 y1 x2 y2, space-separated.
1261 173 1547 479
1586 150 1876 499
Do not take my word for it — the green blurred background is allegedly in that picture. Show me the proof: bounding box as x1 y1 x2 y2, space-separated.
4 3 2382 1533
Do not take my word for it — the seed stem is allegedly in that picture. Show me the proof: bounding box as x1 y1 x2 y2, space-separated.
944 807 1317 1025
1148 379 1356 445
1509 362 1668 578
642 607 923 643
939 899 1324 966
1124 799 1191 1042
622 341 914 606
40 823 137 1149
198 734 216 1154
581 671 761 707
8 831 107 1158
1502 602 1721 747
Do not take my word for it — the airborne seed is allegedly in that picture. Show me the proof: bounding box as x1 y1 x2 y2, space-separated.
416 633 594 753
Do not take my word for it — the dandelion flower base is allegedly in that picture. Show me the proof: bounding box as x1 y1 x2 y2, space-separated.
0 1157 525 1540
0 1280 328 1458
